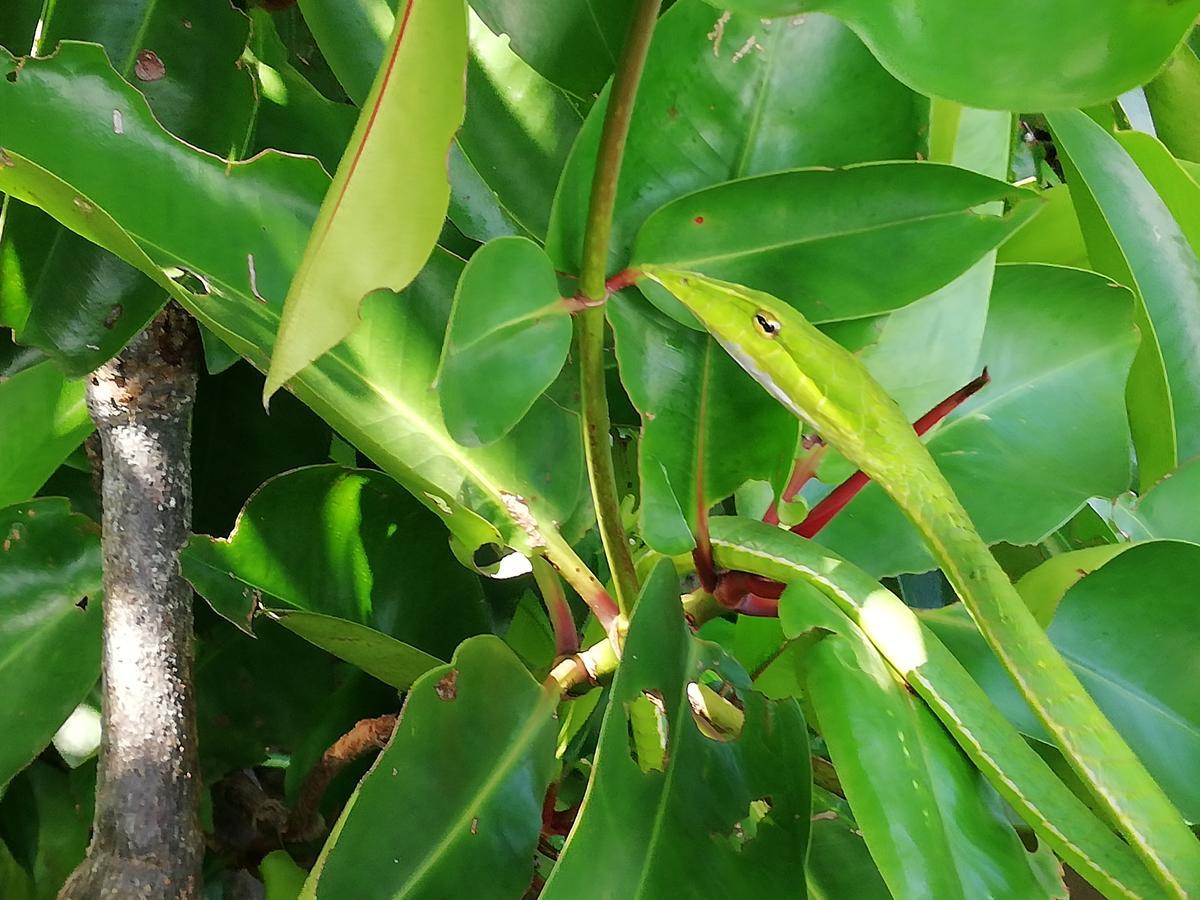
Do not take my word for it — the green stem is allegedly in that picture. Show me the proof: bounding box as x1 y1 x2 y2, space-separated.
531 557 579 656
576 0 661 618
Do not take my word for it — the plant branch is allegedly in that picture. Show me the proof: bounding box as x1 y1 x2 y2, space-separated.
575 0 661 620
532 557 579 657
61 305 203 900
286 714 398 843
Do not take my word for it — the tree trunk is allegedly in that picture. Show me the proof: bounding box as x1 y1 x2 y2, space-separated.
60 305 203 900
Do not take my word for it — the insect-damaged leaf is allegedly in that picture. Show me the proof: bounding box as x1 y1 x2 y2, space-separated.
0 46 588 562
302 636 557 899
542 561 811 898
264 0 467 400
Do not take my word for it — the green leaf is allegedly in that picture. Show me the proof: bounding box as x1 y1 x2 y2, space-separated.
182 466 488 664
630 163 1039 326
1048 109 1200 486
548 1 923 273
0 499 101 789
245 8 359 174
815 265 1137 577
271 612 442 692
824 107 1011 417
608 293 796 554
543 561 811 898
806 788 890 900
0 0 41 55
708 517 1159 899
303 636 557 899
1145 43 1200 163
190 361 332 537
0 0 257 375
787 585 1060 899
469 0 635 99
262 850 308 900
0 45 588 561
925 541 1200 824
1111 457 1200 544
454 15 585 241
0 760 94 899
265 0 467 398
995 185 1089 269
0 363 91 509
1015 544 1137 626
721 0 1200 111
299 0 583 243
436 237 572 446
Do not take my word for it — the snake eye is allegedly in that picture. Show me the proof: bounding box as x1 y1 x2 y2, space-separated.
753 312 781 338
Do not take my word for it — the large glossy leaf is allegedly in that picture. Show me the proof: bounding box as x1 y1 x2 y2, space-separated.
994 185 1089 269
245 8 358 174
715 0 1200 111
608 293 796 554
0 499 101 789
300 0 583 243
1048 109 1200 487
0 0 256 376
1111 457 1200 544
543 561 811 898
0 45 589 563
436 237 573 446
631 163 1039 327
182 466 488 666
831 106 1009 417
0 363 91 509
547 0 923 274
925 541 1200 824
469 0 634 100
265 0 467 398
814 264 1137 576
798 616 1058 898
303 636 557 899
1145 44 1200 163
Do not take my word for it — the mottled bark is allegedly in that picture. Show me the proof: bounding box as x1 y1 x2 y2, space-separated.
60 306 202 900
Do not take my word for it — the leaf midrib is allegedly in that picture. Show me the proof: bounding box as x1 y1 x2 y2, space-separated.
395 686 556 896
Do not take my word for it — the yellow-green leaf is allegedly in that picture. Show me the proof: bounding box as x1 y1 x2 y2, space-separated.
264 0 468 400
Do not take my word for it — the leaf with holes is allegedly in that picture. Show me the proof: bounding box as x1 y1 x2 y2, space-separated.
436 238 573 446
302 636 558 899
0 45 588 564
265 0 467 399
0 0 256 376
542 560 811 898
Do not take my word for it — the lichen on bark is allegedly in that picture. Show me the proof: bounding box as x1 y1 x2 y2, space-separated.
60 305 203 900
